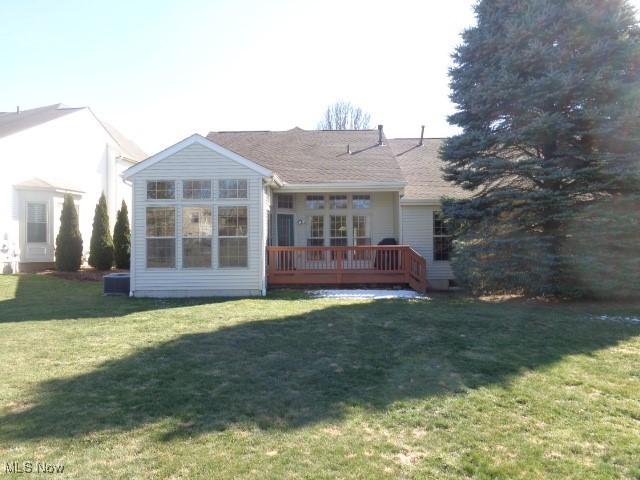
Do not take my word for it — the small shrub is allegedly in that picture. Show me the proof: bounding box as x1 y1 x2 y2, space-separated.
113 200 131 269
55 194 83 271
88 193 114 270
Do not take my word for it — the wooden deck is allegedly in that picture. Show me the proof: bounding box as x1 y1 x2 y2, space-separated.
266 245 427 293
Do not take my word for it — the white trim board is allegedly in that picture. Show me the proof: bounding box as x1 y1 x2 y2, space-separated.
123 134 273 180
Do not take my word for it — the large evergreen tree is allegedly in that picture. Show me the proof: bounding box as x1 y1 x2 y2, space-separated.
441 0 640 297
88 193 114 270
113 200 131 269
55 194 83 272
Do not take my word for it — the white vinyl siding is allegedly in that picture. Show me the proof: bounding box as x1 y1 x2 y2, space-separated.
273 192 399 247
401 204 454 282
130 142 263 296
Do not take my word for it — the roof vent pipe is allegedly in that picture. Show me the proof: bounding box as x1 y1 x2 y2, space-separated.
16 106 20 114
347 144 351 154
377 124 384 146
419 125 425 146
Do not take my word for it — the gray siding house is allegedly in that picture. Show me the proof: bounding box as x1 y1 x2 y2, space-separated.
123 127 464 297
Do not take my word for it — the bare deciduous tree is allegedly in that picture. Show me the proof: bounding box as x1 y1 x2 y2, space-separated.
317 101 371 130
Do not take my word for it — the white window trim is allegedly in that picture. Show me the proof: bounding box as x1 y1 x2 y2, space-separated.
218 178 249 200
145 206 177 269
181 205 213 269
217 205 249 269
146 180 176 201
181 179 212 200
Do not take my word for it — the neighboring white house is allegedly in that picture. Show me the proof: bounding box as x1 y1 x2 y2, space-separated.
123 127 465 297
0 104 146 272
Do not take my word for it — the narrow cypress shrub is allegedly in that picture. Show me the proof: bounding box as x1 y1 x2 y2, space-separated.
55 194 83 271
88 193 114 270
113 200 131 269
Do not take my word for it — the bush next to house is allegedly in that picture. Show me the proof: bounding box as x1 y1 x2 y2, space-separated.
113 200 131 269
88 193 114 270
55 193 83 271
441 0 640 297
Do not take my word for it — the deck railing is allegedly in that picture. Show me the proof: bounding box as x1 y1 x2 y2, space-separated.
266 245 427 293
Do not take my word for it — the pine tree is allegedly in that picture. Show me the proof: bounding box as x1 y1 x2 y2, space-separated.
441 0 640 297
55 194 83 271
113 200 131 269
88 193 114 270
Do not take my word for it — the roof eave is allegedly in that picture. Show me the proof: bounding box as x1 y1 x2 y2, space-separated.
277 181 407 193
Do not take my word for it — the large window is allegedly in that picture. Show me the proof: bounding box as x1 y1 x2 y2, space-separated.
26 202 47 243
433 211 452 261
329 195 347 209
146 207 176 267
183 180 211 200
147 181 175 200
305 195 325 209
182 207 212 267
277 194 294 209
307 215 324 247
330 215 348 246
352 194 371 209
219 179 248 199
218 207 248 267
352 215 371 246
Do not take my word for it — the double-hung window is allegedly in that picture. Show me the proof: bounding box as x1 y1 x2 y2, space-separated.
433 211 452 261
218 207 248 267
352 215 370 246
26 202 47 243
182 207 212 267
219 179 248 199
146 207 176 267
308 216 324 247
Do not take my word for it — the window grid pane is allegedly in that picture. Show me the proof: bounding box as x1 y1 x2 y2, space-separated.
329 195 347 209
219 179 248 199
27 203 47 243
305 195 325 209
182 207 212 268
277 194 294 209
352 194 371 209
219 238 248 267
147 181 175 200
330 215 347 239
183 180 211 199
147 239 176 267
146 208 175 237
433 212 452 261
218 206 248 267
146 207 175 268
218 207 248 237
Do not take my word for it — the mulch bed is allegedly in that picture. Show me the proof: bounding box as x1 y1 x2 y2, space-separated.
38 268 129 282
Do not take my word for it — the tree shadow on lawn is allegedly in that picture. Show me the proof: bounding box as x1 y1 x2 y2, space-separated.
2 299 639 441
0 275 290 323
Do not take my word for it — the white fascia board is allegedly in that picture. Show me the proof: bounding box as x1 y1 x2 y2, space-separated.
123 133 273 179
277 181 407 193
400 198 443 206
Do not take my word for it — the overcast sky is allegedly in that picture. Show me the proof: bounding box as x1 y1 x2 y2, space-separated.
1 0 639 154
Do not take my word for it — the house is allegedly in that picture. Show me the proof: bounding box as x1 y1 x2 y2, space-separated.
0 104 145 272
123 126 464 297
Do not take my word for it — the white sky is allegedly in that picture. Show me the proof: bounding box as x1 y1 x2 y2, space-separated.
2 0 639 154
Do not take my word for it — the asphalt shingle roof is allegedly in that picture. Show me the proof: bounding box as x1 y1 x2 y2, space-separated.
207 128 405 185
0 103 82 139
388 138 469 200
0 103 146 162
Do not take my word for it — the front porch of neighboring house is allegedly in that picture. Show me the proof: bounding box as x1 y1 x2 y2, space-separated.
266 191 427 293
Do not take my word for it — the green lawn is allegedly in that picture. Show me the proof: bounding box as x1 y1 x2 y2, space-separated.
0 275 639 479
